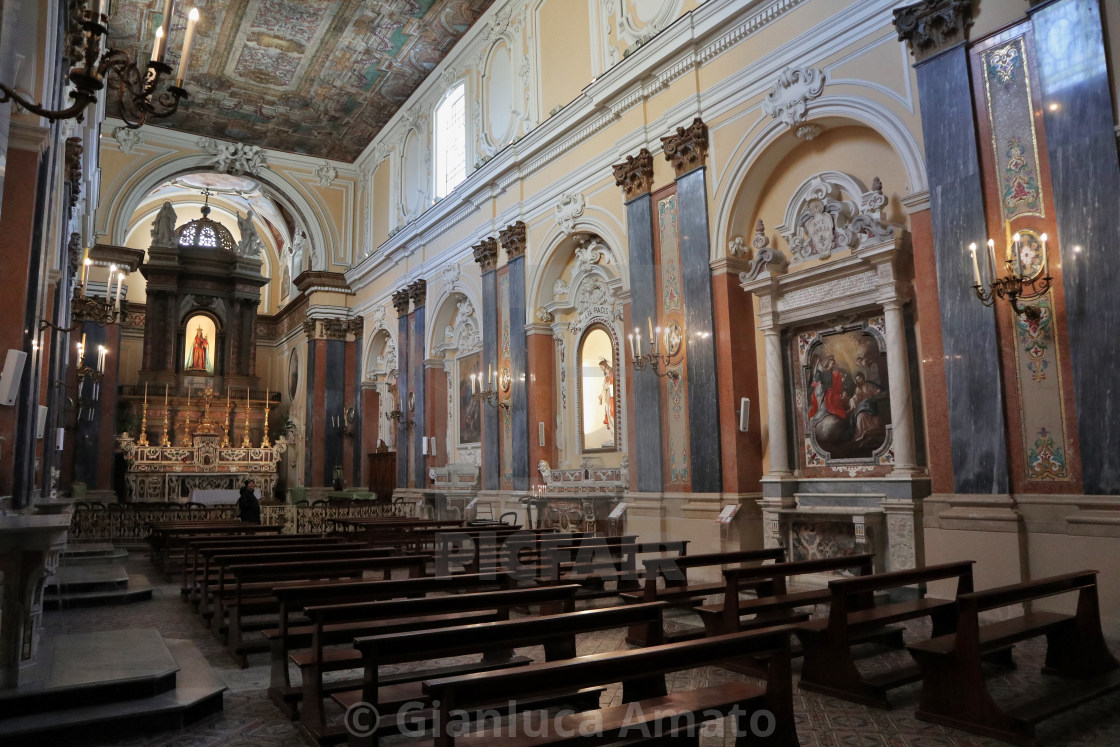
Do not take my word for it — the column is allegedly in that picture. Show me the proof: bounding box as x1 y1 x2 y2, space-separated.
661 119 722 493
351 326 364 488
1029 0 1120 494
408 280 427 489
473 238 500 490
883 299 919 474
612 149 663 493
526 323 556 486
895 1 1008 494
323 337 346 486
501 222 530 492
392 288 411 490
763 328 790 477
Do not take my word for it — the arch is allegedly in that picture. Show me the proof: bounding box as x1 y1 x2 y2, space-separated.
712 95 927 263
363 308 398 383
527 209 628 314
425 268 483 360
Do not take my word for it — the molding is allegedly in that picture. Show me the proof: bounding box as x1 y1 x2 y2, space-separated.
709 256 754 277
9 120 50 153
91 243 146 273
899 190 930 214
294 270 353 295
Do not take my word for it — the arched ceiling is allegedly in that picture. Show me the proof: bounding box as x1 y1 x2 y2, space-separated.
106 0 494 161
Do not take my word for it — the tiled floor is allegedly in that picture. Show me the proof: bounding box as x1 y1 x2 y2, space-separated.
43 554 1120 746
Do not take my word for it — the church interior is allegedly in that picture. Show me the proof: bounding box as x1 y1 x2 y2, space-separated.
1 0 1120 743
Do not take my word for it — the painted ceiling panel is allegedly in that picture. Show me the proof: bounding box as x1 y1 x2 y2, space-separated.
107 0 494 161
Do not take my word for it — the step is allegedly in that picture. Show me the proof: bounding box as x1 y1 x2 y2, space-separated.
60 542 129 563
44 573 154 610
0 638 225 743
46 564 130 593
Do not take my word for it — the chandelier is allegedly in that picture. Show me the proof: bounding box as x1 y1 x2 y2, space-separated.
967 228 1052 320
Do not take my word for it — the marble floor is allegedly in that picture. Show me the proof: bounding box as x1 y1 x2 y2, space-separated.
41 553 1120 746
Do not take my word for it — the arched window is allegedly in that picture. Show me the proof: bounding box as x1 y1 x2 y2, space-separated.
434 81 467 199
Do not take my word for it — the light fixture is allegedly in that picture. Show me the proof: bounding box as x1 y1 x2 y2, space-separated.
0 2 199 129
73 260 125 324
967 228 1052 320
470 366 509 410
629 317 685 381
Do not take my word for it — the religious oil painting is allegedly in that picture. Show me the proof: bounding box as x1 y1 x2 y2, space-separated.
458 352 481 445
579 325 616 452
801 322 891 462
183 314 216 375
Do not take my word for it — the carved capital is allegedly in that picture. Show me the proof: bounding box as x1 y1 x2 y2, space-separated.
407 278 427 308
302 319 318 338
893 0 973 63
65 136 83 211
500 221 527 260
661 118 709 177
612 148 654 201
391 288 411 316
473 237 499 273
320 317 363 340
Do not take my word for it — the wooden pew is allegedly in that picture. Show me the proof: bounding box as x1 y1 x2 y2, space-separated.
147 521 282 569
222 554 429 666
908 570 1120 744
333 601 668 746
265 572 516 716
793 560 975 707
417 626 798 747
621 547 785 644
296 585 582 742
433 530 594 574
180 533 353 592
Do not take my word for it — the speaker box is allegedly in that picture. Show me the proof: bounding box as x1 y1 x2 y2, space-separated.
0 349 27 406
739 397 750 433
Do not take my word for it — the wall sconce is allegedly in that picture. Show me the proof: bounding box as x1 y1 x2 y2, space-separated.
385 392 414 426
628 317 685 382
0 3 199 128
968 229 1052 320
471 366 509 410
74 258 126 324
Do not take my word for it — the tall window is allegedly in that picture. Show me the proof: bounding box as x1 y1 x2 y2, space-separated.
434 82 466 199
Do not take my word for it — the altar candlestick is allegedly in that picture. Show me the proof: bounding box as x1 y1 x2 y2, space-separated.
175 8 200 88
969 243 981 287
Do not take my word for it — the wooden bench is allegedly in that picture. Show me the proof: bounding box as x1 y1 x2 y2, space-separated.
334 601 668 745
793 559 975 707
417 626 798 747
147 521 283 570
296 585 581 742
908 570 1120 743
222 554 429 666
265 572 516 717
434 531 597 575
621 547 786 644
181 534 354 593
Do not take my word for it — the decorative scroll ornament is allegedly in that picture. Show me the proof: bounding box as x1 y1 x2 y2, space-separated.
796 124 823 141
574 235 609 272
500 221 527 260
552 278 569 298
199 137 266 176
763 66 825 130
441 262 461 290
783 176 896 264
472 237 499 273
150 201 178 247
612 148 654 201
314 161 337 188
728 236 748 258
391 288 411 315
535 308 554 323
893 0 973 62
741 219 789 281
660 117 709 177
555 192 586 236
113 125 143 154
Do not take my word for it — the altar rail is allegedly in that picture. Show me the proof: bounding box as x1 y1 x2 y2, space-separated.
68 500 416 541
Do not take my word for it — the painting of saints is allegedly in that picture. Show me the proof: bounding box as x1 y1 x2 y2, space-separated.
458 353 481 444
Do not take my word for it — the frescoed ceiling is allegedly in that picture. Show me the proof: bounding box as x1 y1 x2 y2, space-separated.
107 0 494 161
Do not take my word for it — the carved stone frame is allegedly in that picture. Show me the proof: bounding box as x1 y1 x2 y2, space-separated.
575 322 621 455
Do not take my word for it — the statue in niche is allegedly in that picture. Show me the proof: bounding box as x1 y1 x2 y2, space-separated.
597 359 615 435
236 210 264 257
188 326 210 371
290 229 308 272
151 201 178 247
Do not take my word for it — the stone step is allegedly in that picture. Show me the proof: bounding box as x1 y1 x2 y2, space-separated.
43 573 154 610
0 638 224 744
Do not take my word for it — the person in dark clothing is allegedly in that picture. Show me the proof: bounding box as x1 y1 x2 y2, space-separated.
238 479 260 524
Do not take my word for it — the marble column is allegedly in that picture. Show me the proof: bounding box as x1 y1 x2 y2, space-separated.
1029 0 1120 494
883 300 919 474
473 239 500 490
501 222 530 492
662 119 722 493
895 0 1009 494
408 280 427 489
762 328 791 477
613 149 663 493
392 289 411 489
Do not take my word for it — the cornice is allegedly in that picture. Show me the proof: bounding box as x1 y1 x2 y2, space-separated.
91 243 146 273
294 270 353 295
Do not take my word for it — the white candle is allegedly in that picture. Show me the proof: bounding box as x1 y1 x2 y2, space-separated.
1040 233 1048 273
164 384 168 406
488 364 492 385
160 0 173 38
150 26 164 62
175 8 200 88
144 382 148 405
106 265 116 301
654 326 661 355
628 333 634 359
114 271 125 308
968 243 981 287
987 239 997 280
647 317 654 347
1012 233 1022 276
634 327 642 356
470 373 477 394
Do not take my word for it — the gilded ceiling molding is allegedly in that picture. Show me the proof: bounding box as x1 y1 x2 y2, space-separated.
893 0 974 63
473 237 499 273
661 118 709 178
392 288 412 316
612 148 655 201
407 279 427 308
500 221 527 260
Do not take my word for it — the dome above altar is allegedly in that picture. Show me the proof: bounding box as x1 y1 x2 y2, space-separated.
175 200 237 253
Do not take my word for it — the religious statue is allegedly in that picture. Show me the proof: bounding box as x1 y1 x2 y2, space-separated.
597 359 615 433
151 201 178 247
290 229 308 272
236 210 264 257
187 325 210 371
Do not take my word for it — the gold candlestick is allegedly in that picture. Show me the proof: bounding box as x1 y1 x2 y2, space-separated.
138 403 149 447
221 402 231 448
261 401 271 448
161 406 171 447
241 401 252 448
180 407 192 446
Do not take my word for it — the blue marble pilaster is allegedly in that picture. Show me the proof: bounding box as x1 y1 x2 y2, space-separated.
508 256 529 491
323 340 345 485
411 304 427 488
397 312 409 489
481 269 499 490
1030 0 1120 494
352 335 362 487
626 194 664 493
304 340 316 488
915 46 1009 493
675 168 723 493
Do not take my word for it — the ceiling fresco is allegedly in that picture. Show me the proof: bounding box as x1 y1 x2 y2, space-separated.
107 0 494 161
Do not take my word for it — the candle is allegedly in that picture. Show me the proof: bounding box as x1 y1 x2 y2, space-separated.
246 387 250 410
106 265 116 301
1012 233 1022 276
80 332 86 351
144 382 148 404
628 333 634 359
634 327 642 356
160 0 173 39
175 8 200 88
987 239 997 280
164 384 168 406
1040 233 1048 273
470 373 477 394
226 386 230 409
969 243 981 287
488 364 492 385
647 317 654 346
654 326 661 355
150 25 164 62
1004 220 1012 260
187 386 191 406
114 271 125 308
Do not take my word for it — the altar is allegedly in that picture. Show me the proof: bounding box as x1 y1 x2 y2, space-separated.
116 435 285 502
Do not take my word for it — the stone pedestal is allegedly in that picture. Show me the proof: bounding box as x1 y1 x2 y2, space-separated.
0 513 72 688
